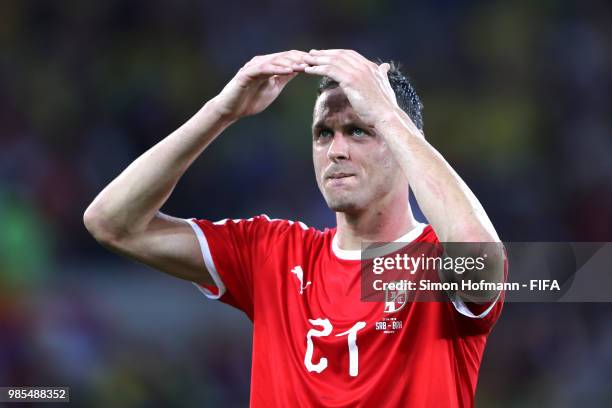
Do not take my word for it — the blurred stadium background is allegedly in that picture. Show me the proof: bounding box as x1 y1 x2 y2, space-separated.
1 0 611 406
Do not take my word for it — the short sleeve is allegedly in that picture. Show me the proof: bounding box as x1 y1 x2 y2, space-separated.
184 215 290 320
449 255 509 334
420 224 509 333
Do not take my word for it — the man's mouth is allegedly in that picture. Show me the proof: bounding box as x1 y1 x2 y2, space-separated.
327 172 355 180
325 173 356 187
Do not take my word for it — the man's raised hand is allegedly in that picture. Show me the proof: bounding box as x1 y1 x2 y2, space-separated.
303 49 400 128
212 50 309 121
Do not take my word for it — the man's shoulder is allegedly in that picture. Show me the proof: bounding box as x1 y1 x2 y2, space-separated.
225 214 329 241
239 215 332 261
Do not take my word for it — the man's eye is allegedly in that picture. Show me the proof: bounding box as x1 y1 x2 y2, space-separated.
352 128 366 137
318 129 333 139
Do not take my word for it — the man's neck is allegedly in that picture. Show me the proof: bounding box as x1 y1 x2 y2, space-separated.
334 197 418 251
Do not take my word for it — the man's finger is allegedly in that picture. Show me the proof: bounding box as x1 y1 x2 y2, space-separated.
303 64 349 84
375 63 397 105
309 48 361 57
284 49 310 60
273 71 299 88
379 62 391 73
243 63 295 78
309 49 369 66
303 54 334 66
303 64 331 77
304 54 361 72
249 50 309 67
268 56 306 70
276 52 308 64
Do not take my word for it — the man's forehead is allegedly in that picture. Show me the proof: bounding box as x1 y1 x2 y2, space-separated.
313 88 357 123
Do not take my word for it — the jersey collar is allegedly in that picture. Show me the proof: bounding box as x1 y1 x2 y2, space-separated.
331 223 428 261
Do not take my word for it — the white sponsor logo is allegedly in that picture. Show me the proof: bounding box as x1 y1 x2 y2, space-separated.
291 266 311 294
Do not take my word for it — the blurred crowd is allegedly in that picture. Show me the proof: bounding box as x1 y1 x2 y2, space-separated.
1 0 611 406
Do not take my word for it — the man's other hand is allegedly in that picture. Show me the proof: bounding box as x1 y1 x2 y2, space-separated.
212 50 309 121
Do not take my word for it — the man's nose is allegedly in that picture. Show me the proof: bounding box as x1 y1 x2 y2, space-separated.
327 132 350 162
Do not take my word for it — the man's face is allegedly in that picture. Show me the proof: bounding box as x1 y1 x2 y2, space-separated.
312 87 405 213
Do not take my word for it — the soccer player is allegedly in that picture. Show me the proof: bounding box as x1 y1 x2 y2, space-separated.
84 49 506 407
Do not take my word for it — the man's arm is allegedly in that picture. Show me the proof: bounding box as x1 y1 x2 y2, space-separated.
303 49 504 303
374 105 505 303
83 51 308 284
83 98 232 284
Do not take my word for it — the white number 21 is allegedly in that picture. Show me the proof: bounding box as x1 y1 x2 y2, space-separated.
304 318 367 377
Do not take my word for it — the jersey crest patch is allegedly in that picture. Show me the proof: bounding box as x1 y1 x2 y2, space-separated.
384 283 408 313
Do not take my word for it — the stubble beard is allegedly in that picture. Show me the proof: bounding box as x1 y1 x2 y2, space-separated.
323 188 365 214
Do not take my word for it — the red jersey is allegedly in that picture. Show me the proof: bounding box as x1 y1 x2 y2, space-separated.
184 215 504 407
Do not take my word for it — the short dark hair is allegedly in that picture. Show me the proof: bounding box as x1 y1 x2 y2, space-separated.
317 61 424 131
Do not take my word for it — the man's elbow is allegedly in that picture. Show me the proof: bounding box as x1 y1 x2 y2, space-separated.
453 221 500 244
83 206 124 248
